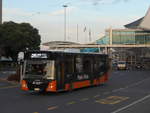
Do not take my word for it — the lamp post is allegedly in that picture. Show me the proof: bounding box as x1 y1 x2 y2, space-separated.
63 5 68 41
0 0 2 24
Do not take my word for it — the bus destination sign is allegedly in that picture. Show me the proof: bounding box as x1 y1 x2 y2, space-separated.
31 53 48 59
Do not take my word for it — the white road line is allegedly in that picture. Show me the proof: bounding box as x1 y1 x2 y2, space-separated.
109 73 125 80
112 88 124 93
111 94 150 113
103 92 110 95
94 95 100 98
0 85 19 90
111 77 150 93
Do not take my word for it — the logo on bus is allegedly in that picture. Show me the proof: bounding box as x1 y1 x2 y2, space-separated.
77 74 89 80
32 80 43 85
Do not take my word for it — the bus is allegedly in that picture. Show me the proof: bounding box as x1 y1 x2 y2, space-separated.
21 51 110 92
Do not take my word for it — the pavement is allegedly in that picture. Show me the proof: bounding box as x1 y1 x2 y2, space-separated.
0 70 16 79
0 70 150 113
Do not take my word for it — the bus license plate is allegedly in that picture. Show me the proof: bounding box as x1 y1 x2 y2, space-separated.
34 88 40 91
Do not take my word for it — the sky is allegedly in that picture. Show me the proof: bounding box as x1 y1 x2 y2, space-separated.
2 0 150 44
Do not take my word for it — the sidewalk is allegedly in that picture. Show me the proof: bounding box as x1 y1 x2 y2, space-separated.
0 70 19 85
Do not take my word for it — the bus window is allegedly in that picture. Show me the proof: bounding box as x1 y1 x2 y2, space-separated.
45 61 55 79
25 61 47 76
94 58 105 74
24 60 55 79
65 59 74 74
83 58 93 73
75 56 83 73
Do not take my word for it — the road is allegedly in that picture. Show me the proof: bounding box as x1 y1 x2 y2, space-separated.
0 70 150 113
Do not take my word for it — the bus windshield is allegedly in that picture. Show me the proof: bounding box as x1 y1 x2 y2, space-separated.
118 61 126 65
24 60 55 79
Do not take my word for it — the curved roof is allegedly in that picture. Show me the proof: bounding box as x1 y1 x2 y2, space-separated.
125 7 150 30
124 17 144 29
42 41 80 46
140 7 150 30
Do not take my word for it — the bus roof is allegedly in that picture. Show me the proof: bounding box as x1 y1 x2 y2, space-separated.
25 50 108 56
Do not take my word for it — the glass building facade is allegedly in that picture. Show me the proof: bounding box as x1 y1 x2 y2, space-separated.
106 29 150 45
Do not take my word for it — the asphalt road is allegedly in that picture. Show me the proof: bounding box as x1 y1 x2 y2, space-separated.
0 70 150 113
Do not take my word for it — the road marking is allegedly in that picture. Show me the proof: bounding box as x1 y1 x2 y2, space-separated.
80 98 89 101
48 106 58 111
111 94 150 113
112 88 124 93
94 95 100 98
0 85 19 89
33 112 39 113
96 96 129 105
111 77 150 93
109 73 125 80
103 92 110 95
67 101 76 105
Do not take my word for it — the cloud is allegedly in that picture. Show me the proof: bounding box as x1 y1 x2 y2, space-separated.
82 0 131 6
3 8 33 17
2 6 136 44
3 7 79 43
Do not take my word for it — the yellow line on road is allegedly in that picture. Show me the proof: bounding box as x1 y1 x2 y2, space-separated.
0 85 19 89
94 95 100 98
80 98 89 101
67 101 76 105
33 112 39 113
95 96 129 105
48 106 58 111
103 92 110 95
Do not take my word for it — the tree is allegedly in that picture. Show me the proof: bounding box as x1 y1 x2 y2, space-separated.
0 21 41 61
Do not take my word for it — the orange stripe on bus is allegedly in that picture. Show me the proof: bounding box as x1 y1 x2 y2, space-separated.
65 84 70 91
73 80 90 89
65 74 110 91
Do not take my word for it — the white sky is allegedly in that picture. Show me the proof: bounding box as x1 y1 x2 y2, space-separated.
2 0 150 44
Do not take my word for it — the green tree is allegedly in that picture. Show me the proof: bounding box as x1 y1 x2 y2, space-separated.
0 21 41 60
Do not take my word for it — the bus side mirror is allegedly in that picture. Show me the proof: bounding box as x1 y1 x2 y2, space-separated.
18 52 24 61
18 52 24 65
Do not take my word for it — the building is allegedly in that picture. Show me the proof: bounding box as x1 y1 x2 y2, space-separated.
106 7 150 45
42 41 81 52
104 7 150 69
105 29 150 45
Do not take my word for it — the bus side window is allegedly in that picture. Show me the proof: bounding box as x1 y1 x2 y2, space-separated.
83 58 93 73
65 58 74 74
94 58 105 74
75 56 83 73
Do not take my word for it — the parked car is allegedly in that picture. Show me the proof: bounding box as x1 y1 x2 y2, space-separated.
135 63 143 69
117 61 127 70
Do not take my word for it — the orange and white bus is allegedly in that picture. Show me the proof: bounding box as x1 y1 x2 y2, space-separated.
21 51 110 92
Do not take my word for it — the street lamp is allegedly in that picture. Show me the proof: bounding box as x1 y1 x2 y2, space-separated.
0 0 2 24
63 5 68 41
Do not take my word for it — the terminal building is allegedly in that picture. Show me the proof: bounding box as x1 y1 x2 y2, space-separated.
107 7 150 45
81 7 150 69
101 7 150 69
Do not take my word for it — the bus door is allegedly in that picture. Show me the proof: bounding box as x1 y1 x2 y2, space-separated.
57 61 65 90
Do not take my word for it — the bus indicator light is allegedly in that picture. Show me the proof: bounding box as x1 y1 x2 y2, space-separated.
21 80 29 91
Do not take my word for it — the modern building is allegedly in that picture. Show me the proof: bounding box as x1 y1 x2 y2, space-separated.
83 7 150 69
106 7 150 45
103 7 150 69
105 29 150 45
